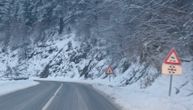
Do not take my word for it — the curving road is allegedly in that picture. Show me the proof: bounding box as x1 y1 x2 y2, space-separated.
0 81 119 110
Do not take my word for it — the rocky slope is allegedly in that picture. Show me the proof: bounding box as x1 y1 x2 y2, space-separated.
0 0 192 88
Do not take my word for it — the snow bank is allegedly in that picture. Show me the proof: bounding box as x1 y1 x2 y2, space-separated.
0 80 39 96
31 61 193 110
93 79 193 110
33 61 193 110
92 62 193 110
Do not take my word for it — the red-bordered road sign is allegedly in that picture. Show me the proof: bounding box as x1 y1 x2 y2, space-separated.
162 48 182 96
164 48 181 65
106 66 113 74
162 48 182 75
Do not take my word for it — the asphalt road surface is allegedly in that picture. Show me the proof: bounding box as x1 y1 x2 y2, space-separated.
0 81 119 110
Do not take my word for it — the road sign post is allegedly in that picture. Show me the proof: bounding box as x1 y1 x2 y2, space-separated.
162 48 182 96
169 75 173 96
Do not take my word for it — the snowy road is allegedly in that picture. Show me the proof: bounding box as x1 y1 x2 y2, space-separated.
0 81 119 110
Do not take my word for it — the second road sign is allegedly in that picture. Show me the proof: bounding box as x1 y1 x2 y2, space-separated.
106 66 113 74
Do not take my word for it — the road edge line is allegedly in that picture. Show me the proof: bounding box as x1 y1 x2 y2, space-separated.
42 83 63 110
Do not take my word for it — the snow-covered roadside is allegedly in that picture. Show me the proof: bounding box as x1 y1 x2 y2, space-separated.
92 62 193 110
0 79 39 96
32 61 193 110
33 71 193 110
93 78 193 110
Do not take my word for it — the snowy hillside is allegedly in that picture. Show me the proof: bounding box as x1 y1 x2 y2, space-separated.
0 0 192 88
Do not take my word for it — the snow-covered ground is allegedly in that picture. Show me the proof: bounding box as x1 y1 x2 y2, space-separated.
0 79 39 96
93 62 193 110
93 77 193 110
34 61 193 110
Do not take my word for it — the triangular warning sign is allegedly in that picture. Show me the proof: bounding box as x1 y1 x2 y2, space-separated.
106 66 113 74
164 48 181 65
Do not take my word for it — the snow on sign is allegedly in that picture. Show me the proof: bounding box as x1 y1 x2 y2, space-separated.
106 66 113 74
162 48 182 75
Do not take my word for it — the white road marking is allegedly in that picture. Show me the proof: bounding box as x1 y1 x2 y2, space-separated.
42 83 63 110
